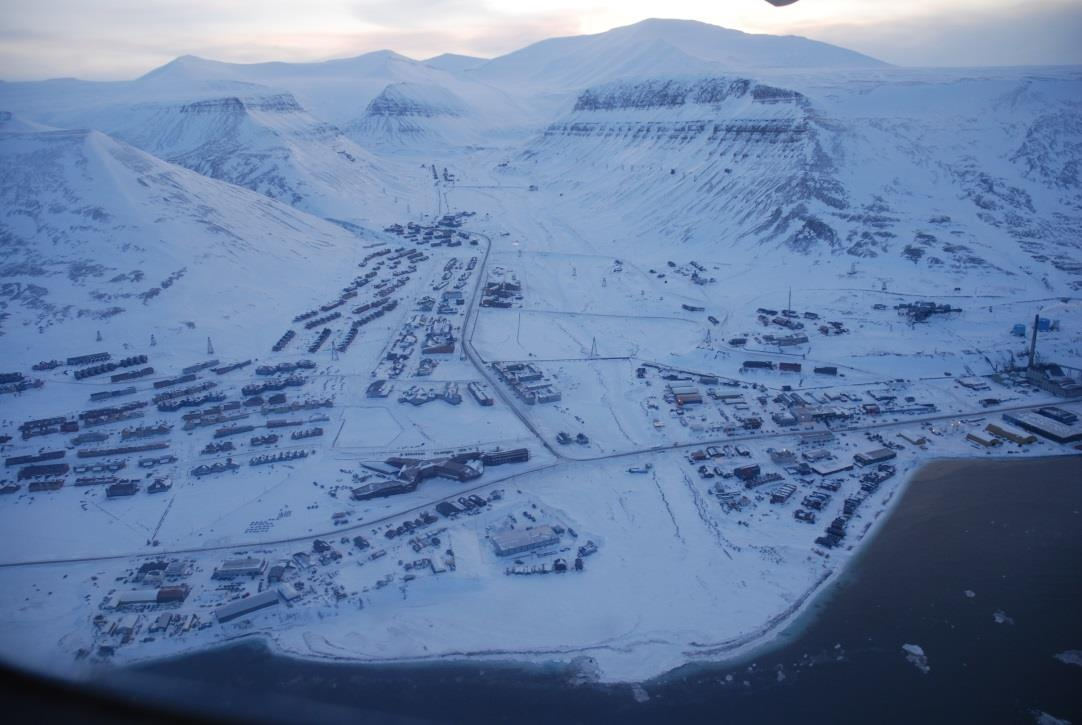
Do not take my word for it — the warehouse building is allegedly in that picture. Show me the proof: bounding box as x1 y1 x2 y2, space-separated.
491 526 560 557
1002 411 1082 444
985 423 1037 445
966 432 1000 448
212 557 267 580
214 590 280 623
853 448 897 467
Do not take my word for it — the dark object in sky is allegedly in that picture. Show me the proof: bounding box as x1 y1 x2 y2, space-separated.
765 0 801 6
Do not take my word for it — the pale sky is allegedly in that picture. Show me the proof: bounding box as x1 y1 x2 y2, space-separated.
1 0 1081 80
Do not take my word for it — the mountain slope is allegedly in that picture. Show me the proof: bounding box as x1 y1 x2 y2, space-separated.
343 80 535 150
505 69 1082 291
97 91 406 223
473 18 887 90
423 53 487 73
137 51 459 126
0 124 364 358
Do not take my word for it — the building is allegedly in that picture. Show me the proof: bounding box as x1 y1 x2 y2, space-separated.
985 423 1037 445
810 461 853 477
768 448 796 464
114 615 139 638
1037 407 1079 425
772 412 798 427
670 384 703 406
360 461 400 476
214 590 280 623
352 479 417 501
110 590 160 608
854 448 897 467
106 481 139 498
899 433 928 447
157 585 190 603
733 464 761 481
17 463 70 480
468 382 494 406
966 432 1000 448
481 448 529 466
212 557 267 580
491 525 560 557
429 459 482 482
1002 411 1082 444
800 431 836 446
1026 364 1082 398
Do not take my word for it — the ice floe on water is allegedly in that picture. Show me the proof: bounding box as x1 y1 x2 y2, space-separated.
902 644 930 674
1053 650 1082 667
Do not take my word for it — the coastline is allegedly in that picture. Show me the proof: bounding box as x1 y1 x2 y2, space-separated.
118 450 1082 685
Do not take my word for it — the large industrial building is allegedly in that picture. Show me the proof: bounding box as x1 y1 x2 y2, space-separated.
1001 411 1082 444
214 589 280 623
853 448 897 467
490 525 560 557
211 557 266 580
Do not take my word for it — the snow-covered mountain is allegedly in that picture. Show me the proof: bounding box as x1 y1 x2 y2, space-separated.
97 91 405 224
423 53 487 73
504 67 1082 291
0 120 362 357
345 82 468 148
136 51 454 126
471 18 887 90
514 76 842 247
1 18 1078 290
343 80 534 150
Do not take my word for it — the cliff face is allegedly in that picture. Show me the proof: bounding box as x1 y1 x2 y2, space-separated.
507 72 1082 287
524 77 846 253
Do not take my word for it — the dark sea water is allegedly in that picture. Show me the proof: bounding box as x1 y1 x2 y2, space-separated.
124 455 1082 724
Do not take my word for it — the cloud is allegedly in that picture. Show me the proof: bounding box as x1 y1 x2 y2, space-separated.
0 0 1080 80
350 0 493 27
790 0 1082 66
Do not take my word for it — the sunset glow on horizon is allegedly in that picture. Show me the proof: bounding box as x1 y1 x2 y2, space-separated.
1 0 1080 80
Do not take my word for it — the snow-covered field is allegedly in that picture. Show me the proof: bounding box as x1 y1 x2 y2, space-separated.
1 18 1080 685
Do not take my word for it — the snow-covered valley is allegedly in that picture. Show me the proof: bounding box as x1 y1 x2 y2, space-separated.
0 18 1080 685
